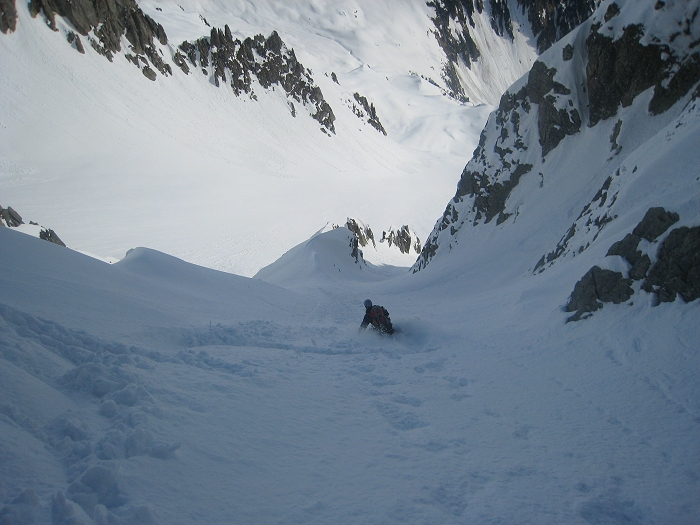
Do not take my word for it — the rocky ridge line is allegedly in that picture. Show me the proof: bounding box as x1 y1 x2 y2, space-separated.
427 0 599 101
413 1 700 273
3 0 335 132
177 28 335 134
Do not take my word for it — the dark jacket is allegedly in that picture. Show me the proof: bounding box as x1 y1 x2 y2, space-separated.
360 305 394 334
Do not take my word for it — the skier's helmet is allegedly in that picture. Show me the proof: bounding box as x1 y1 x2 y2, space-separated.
364 299 373 308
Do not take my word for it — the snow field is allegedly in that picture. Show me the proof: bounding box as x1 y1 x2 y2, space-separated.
0 0 495 276
2 223 700 523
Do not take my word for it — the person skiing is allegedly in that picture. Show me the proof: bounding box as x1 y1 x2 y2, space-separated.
360 299 394 335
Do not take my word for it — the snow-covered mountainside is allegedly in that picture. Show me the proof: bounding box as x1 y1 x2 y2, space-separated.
415 0 700 319
0 0 597 274
427 0 599 104
1 0 699 524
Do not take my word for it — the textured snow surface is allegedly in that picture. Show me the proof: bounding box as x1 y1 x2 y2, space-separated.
2 218 699 524
1 1 699 524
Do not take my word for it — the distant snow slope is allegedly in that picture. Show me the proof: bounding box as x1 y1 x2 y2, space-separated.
0 0 497 276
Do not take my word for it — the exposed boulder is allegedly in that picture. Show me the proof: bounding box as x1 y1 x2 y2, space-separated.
66 30 85 53
1 0 17 33
1 204 66 247
632 206 679 241
565 266 633 322
566 207 696 319
142 66 156 81
607 232 642 265
643 226 700 304
562 44 574 61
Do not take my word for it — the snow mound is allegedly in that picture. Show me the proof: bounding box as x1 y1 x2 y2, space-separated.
254 225 405 289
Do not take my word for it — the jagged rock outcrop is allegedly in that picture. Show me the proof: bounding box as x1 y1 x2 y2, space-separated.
565 266 633 322
587 21 700 126
566 207 698 321
519 0 599 53
27 0 171 76
1 204 66 246
427 0 598 101
0 0 17 33
39 227 66 246
349 93 386 135
413 56 581 270
0 205 23 227
642 225 700 304
381 226 421 255
414 1 700 274
345 218 376 249
178 29 335 133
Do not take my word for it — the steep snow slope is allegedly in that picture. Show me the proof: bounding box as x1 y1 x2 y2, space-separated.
0 0 494 276
415 0 700 311
2 202 699 524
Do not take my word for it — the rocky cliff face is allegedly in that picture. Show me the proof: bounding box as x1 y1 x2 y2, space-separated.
427 0 599 101
3 0 335 132
414 0 700 315
28 0 170 78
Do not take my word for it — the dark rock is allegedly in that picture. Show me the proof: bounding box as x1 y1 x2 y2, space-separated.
351 92 387 135
603 3 620 23
538 96 581 157
526 62 580 156
517 0 597 54
426 0 482 101
142 66 156 81
1 206 23 227
382 226 420 255
172 50 189 74
28 0 169 75
609 119 622 153
632 207 679 241
39 228 66 246
629 254 651 281
587 23 700 127
607 232 642 265
331 71 339 84
346 219 375 248
1 0 18 33
526 61 556 103
562 44 574 61
566 266 633 321
458 161 533 225
178 29 335 133
643 226 700 303
67 30 85 53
